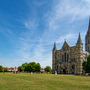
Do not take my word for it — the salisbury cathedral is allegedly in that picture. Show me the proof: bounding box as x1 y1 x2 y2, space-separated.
52 18 90 75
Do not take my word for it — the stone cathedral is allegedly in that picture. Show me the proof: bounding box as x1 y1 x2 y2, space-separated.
52 18 90 75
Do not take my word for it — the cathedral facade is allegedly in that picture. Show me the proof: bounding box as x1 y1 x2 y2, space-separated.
52 18 90 75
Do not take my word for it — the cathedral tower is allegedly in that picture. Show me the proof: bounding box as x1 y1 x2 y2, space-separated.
85 17 90 53
52 42 57 73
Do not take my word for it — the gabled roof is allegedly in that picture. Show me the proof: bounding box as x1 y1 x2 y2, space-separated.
61 40 72 50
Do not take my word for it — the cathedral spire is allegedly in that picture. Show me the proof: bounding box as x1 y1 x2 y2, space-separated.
53 42 57 51
77 32 82 44
85 16 90 53
88 16 90 31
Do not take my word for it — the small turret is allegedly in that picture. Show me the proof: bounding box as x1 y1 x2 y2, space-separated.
77 32 82 44
53 42 57 51
76 33 83 53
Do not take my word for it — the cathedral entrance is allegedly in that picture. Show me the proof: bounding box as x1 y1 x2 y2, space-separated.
63 69 66 74
72 72 74 74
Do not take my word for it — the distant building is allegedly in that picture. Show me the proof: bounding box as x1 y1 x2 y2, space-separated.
41 68 45 71
52 17 90 75
3 66 18 71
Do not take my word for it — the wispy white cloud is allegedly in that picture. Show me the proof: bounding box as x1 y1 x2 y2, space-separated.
83 0 90 4
0 28 17 43
40 0 90 44
34 1 45 7
42 0 89 35
24 18 39 30
56 33 77 44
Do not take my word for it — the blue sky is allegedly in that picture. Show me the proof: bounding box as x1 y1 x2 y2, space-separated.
0 0 90 68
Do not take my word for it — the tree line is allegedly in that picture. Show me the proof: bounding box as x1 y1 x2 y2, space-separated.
18 62 41 72
18 62 52 73
0 62 52 73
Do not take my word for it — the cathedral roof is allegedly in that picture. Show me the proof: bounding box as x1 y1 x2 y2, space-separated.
68 44 72 47
61 40 73 50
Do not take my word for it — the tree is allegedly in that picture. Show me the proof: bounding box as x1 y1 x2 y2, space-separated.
82 55 90 73
18 66 24 72
0 65 3 72
18 62 41 73
4 68 8 72
44 66 52 72
35 63 41 72
22 62 28 71
28 62 36 72
82 61 87 71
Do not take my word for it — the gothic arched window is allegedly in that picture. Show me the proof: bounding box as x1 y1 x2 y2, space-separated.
55 52 57 60
62 55 63 62
57 66 58 70
72 65 75 70
67 54 69 62
88 39 89 44
88 47 89 52
64 53 66 62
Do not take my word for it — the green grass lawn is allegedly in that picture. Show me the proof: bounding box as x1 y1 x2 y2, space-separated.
0 72 90 90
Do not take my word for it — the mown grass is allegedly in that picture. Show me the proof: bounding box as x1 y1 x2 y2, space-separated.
0 72 90 90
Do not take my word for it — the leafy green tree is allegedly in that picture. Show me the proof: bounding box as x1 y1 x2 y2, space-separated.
28 62 36 72
82 61 87 71
35 63 41 72
18 62 41 73
22 62 28 71
44 66 52 72
0 65 3 72
4 68 8 72
18 66 24 72
82 55 90 73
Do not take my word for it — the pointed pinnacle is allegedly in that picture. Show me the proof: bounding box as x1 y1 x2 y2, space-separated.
77 32 82 43
53 42 57 50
